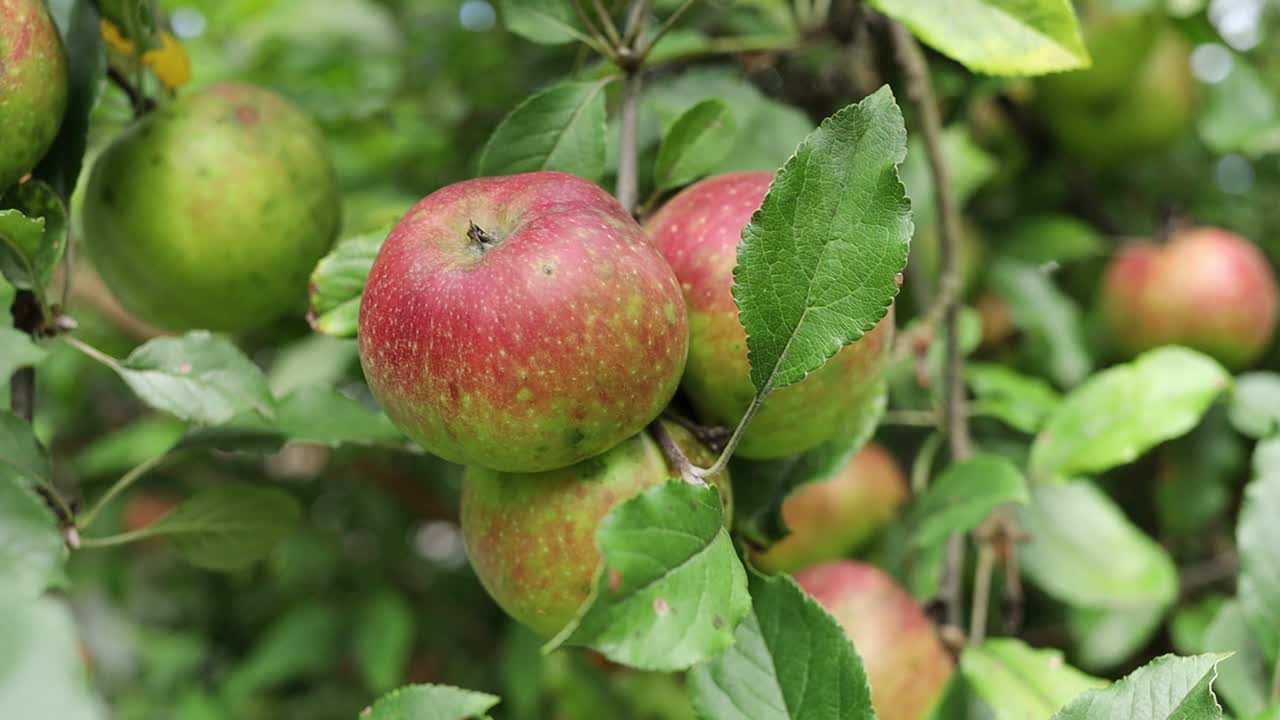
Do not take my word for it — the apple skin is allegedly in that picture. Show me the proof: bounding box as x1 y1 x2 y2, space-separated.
752 442 907 574
0 0 67 191
646 172 894 459
1099 227 1278 370
460 422 730 638
82 82 339 333
795 561 954 720
360 171 688 473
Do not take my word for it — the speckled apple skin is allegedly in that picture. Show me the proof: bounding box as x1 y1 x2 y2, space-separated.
359 172 688 473
0 0 67 191
753 442 907 574
646 172 895 459
460 422 730 638
1100 227 1278 370
82 82 339 333
795 561 954 720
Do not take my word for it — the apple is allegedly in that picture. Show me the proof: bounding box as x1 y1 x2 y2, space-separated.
1099 227 1278 370
795 561 954 720
1037 9 1196 164
646 172 894 459
0 0 67 191
81 82 340 334
752 442 907 574
460 422 730 638
360 171 688 473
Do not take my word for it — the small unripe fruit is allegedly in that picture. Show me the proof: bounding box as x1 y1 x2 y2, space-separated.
795 561 953 720
646 172 894 459
461 423 730 637
752 442 907 574
82 83 340 333
1098 227 1278 370
0 0 68 190
360 171 688 473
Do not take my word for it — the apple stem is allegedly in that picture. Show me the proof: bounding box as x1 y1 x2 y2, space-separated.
695 385 770 480
650 421 706 485
466 222 501 251
660 409 732 453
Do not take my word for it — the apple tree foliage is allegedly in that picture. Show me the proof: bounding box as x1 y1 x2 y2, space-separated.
5 0 1280 718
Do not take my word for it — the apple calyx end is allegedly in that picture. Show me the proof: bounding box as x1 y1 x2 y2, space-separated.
466 221 501 252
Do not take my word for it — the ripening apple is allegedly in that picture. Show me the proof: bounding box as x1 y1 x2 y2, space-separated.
0 0 67 191
752 442 907 574
795 561 954 720
1099 227 1279 370
360 171 688 473
81 83 340 333
646 172 894 459
461 422 730 638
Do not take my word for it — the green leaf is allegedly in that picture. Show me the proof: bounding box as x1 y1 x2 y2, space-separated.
1155 406 1243 534
142 483 301 571
500 0 589 45
353 590 416 694
478 80 610 182
961 639 1107 720
1202 600 1271 718
98 0 161 51
108 332 276 426
989 258 1092 389
73 415 187 478
1198 54 1280 158
0 411 50 482
547 481 750 671
729 381 886 545
1014 480 1178 610
0 594 105 720
1000 215 1106 265
220 604 343 703
1068 604 1167 673
1052 653 1228 720
870 0 1089 76
1030 347 1230 482
967 363 1062 433
653 100 737 192
734 85 910 394
0 328 46 391
363 684 501 720
908 453 1027 547
307 223 391 338
1238 438 1280 663
267 335 359 397
900 125 997 228
1230 373 1280 439
0 470 66 598
0 181 67 291
34 0 107 199
687 569 875 720
236 386 403 448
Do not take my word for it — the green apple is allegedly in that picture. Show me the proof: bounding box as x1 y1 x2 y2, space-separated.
752 442 907 574
646 172 895 459
0 0 67 192
81 82 340 333
461 422 730 638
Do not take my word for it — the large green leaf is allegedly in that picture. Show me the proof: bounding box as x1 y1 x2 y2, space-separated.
1202 600 1271 718
0 328 46 382
307 223 392 338
547 481 750 671
34 0 107 199
1229 373 1280 439
0 594 104 720
363 683 500 720
1052 654 1228 720
907 453 1027 547
500 0 589 45
220 604 342 703
687 570 875 720
1238 438 1280 662
1014 480 1178 610
0 181 67 291
1030 347 1230 482
137 483 301 571
734 85 910 395
967 363 1062 433
100 332 276 426
478 80 610 182
233 386 403 448
989 258 1092 389
0 469 66 598
871 0 1089 76
654 100 737 193
729 381 885 545
0 411 50 482
353 590 416 694
961 639 1106 720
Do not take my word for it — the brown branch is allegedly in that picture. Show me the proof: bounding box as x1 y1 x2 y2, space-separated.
107 66 155 117
616 69 644 213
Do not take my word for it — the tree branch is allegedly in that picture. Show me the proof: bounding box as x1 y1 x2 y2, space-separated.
616 69 644 212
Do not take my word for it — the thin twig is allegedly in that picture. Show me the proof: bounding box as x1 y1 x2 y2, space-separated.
620 0 651 48
696 384 771 479
969 541 996 642
77 453 170 531
61 334 124 371
1178 550 1239 597
107 66 154 117
570 0 610 50
889 19 976 636
881 409 939 427
616 69 644 212
79 526 160 549
640 0 697 58
1003 547 1024 633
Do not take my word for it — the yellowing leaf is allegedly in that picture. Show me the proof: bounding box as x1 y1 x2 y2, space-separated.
99 18 135 55
142 32 191 89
